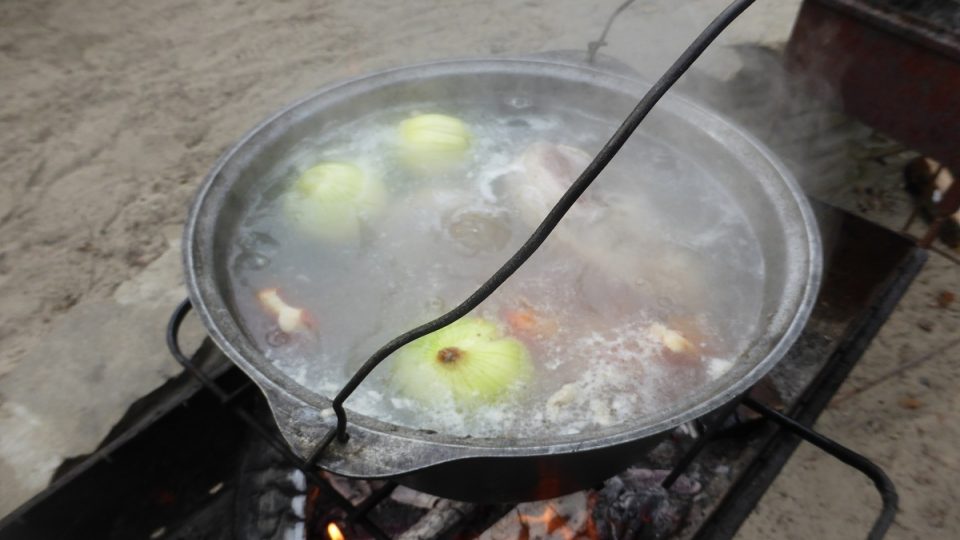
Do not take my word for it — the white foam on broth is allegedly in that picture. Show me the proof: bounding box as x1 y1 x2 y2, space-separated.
227 101 764 438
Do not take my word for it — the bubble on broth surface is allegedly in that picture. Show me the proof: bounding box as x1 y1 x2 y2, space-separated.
227 102 765 438
506 96 533 110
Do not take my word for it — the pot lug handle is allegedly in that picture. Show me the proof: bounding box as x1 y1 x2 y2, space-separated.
166 299 338 462
240 376 463 478
586 0 638 64
166 299 201 375
166 298 444 476
260 386 339 461
167 298 244 403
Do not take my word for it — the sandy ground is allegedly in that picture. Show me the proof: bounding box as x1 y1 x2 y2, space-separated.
0 1 957 538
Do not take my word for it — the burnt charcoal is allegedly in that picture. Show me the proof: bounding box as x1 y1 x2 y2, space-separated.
233 430 307 540
321 472 374 506
399 500 475 540
594 469 699 540
621 468 702 496
643 438 680 467
480 492 595 539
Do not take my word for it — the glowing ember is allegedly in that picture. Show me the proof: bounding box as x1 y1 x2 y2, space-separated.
481 493 598 540
519 504 576 540
326 522 345 540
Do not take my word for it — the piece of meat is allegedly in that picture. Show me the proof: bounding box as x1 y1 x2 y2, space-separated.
256 288 312 333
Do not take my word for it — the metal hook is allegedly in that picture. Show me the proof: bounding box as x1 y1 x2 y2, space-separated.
587 0 638 63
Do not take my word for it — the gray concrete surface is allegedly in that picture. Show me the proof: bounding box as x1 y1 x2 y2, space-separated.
740 142 960 540
1 1 957 538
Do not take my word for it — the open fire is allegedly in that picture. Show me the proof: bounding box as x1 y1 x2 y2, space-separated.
302 465 700 539
326 522 345 540
482 493 598 540
0 204 916 540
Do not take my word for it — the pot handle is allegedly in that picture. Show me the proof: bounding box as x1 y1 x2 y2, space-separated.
164 300 317 459
166 299 196 371
166 299 235 399
743 397 897 540
585 0 638 64
166 298 456 477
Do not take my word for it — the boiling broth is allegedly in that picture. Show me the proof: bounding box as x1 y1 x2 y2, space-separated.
227 101 765 437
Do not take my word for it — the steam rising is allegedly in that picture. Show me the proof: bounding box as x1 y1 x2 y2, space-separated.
228 99 764 437
224 1 843 438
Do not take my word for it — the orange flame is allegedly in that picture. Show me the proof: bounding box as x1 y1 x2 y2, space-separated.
326 522 345 540
516 497 599 540
518 504 575 540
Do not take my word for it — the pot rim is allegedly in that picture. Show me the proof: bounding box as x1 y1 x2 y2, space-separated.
183 55 822 472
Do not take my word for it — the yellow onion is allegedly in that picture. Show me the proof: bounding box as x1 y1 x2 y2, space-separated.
398 113 471 173
285 161 386 241
392 317 532 407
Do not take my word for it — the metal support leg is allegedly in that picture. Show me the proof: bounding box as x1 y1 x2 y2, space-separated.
742 397 898 540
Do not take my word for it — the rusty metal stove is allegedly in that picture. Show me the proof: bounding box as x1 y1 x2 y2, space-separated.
0 202 925 540
787 0 960 172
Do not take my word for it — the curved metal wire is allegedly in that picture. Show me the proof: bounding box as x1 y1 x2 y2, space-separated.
322 0 758 450
587 0 639 63
165 299 392 540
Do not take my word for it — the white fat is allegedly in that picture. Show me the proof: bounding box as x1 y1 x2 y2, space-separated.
707 358 735 380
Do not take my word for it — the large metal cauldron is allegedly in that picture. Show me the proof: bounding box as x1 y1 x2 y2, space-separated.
182 56 822 502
